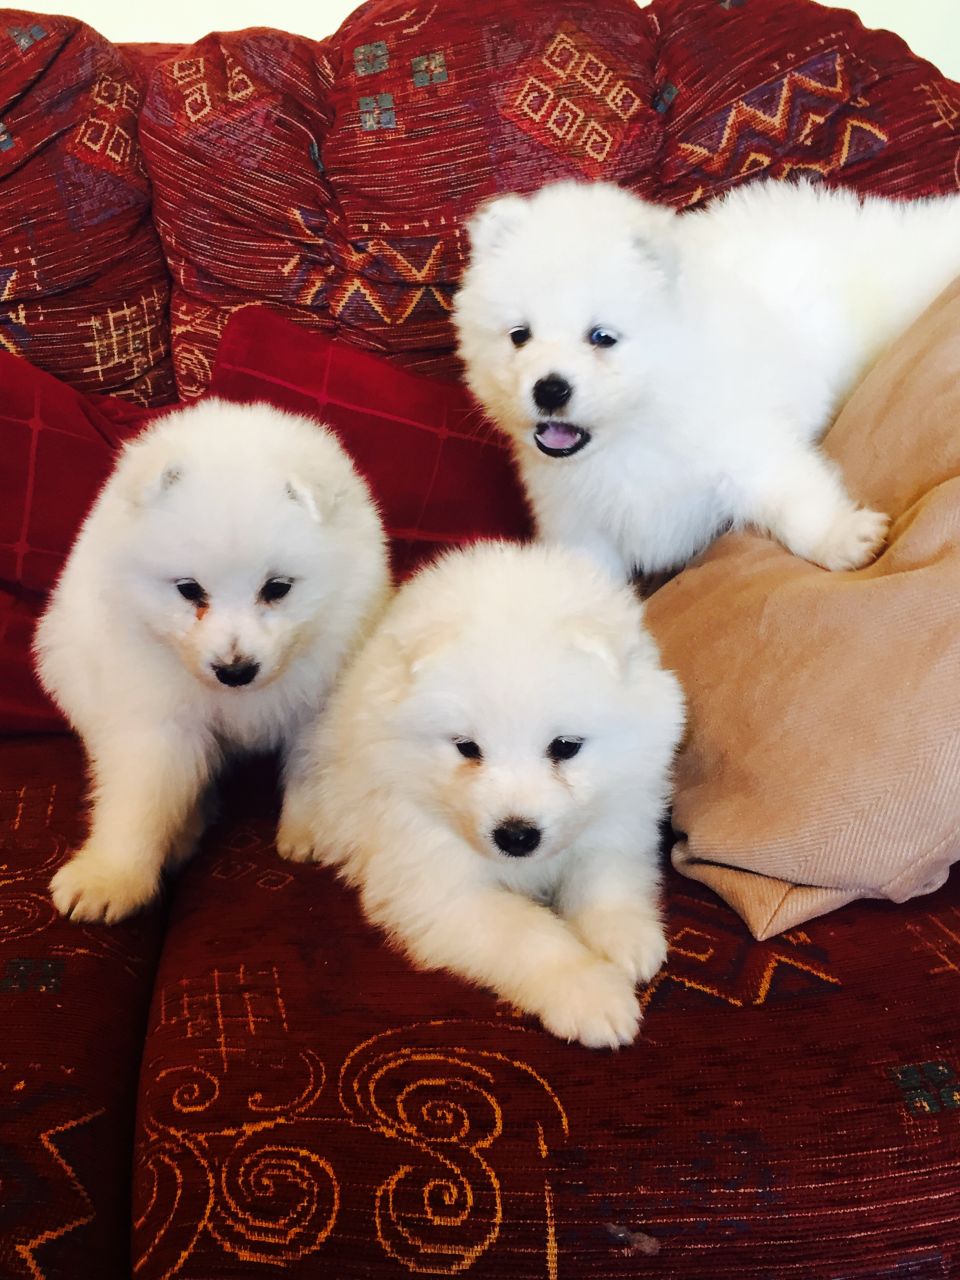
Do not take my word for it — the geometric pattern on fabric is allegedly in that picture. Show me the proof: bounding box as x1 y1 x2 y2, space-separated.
0 14 174 403
138 0 960 398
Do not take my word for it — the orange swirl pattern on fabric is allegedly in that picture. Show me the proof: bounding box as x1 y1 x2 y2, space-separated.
338 1023 568 1274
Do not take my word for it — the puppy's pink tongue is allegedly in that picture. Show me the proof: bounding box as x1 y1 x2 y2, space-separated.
536 422 581 449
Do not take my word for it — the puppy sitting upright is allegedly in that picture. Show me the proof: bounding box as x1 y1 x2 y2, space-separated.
453 179 960 579
35 400 388 924
282 542 685 1049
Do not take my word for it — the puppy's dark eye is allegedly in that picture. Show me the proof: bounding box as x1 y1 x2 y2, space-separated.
509 325 531 349
587 326 618 348
176 579 207 605
454 738 482 760
547 736 583 762
260 578 293 604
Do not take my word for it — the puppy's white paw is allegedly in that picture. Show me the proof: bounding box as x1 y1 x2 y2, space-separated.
573 905 668 984
276 812 319 863
50 848 159 924
807 506 889 571
166 809 205 871
532 957 641 1049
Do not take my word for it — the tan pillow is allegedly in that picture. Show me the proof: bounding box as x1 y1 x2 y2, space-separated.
645 277 960 940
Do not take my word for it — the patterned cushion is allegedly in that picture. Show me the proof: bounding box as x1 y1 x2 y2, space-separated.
129 755 960 1277
140 0 960 399
0 737 167 1280
210 308 530 578
0 14 174 404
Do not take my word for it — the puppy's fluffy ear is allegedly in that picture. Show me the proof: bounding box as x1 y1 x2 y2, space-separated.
123 456 184 508
569 619 645 681
466 193 528 256
405 621 459 676
285 475 348 523
381 621 460 702
629 200 679 283
286 476 323 522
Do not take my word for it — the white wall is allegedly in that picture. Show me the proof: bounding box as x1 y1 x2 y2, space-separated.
21 0 960 81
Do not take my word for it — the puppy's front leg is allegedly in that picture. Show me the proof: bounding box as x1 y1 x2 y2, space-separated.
744 444 889 571
557 841 667 985
50 730 212 923
276 719 322 863
384 882 641 1048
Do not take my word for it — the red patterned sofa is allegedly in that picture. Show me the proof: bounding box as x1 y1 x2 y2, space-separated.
2 2 959 1277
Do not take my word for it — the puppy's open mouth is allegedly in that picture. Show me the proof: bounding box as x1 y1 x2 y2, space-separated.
533 421 591 458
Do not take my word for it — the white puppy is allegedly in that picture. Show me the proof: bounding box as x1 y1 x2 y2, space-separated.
282 541 685 1048
35 399 388 923
453 179 960 579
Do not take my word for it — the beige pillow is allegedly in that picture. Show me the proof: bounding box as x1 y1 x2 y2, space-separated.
645 277 960 940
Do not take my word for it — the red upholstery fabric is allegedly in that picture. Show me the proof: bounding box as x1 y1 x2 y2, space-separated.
0 15 174 404
140 0 960 400
130 755 960 1278
0 737 167 1280
3 1 960 1275
649 0 960 203
0 353 151 733
138 30 337 399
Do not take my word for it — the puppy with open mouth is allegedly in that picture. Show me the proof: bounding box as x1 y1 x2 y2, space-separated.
453 178 960 581
35 399 388 923
281 541 685 1048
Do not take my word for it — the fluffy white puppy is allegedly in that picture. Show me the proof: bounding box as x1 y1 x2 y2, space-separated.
453 178 960 579
282 541 685 1048
35 399 388 924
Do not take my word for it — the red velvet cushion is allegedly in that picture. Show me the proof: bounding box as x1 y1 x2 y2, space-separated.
0 353 151 733
209 308 530 576
0 14 174 404
139 0 960 399
0 319 528 731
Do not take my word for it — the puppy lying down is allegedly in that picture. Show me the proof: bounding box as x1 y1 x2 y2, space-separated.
454 178 960 580
281 541 685 1048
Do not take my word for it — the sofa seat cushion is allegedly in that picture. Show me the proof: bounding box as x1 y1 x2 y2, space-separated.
130 756 960 1278
0 736 167 1280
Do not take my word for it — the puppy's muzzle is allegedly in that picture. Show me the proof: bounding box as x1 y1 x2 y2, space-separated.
213 658 260 687
492 819 542 857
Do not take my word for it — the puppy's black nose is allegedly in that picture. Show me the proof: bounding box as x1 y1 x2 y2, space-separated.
492 820 542 857
213 659 260 687
533 375 572 412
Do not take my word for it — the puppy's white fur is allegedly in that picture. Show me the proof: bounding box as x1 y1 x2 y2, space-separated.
284 541 684 1048
453 179 960 579
35 399 388 923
